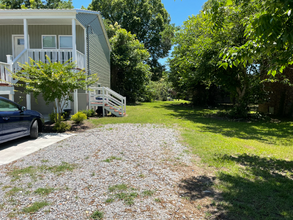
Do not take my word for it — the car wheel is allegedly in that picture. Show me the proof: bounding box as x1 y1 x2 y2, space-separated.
30 120 38 139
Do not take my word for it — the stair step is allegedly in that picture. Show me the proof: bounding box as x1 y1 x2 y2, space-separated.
0 83 11 87
90 102 103 105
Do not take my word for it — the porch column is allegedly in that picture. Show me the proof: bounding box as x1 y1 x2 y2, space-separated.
23 19 28 50
74 89 78 114
9 94 14 102
24 18 31 109
26 93 31 110
72 19 77 63
83 26 87 73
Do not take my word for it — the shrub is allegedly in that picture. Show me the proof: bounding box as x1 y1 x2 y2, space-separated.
49 113 64 123
71 112 87 124
81 109 95 118
53 121 71 132
140 77 171 102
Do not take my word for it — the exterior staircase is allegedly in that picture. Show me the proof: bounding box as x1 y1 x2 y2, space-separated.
0 61 14 98
89 87 126 117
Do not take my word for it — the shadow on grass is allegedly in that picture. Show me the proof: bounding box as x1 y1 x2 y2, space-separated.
179 154 293 219
162 104 293 146
127 102 143 106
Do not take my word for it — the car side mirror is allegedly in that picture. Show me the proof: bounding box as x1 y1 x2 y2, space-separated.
20 106 26 112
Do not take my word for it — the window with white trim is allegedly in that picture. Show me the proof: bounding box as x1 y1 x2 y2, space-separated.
59 35 72 49
42 35 56 49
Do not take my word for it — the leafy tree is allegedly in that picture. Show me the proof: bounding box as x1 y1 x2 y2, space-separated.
168 0 267 116
88 0 174 80
108 23 151 102
210 0 293 76
10 57 98 123
0 0 73 9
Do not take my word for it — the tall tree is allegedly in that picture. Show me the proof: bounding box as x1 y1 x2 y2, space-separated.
107 23 151 102
88 0 174 80
210 0 293 75
169 0 266 116
0 0 73 9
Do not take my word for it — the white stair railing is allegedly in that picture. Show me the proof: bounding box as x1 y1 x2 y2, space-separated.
0 62 12 84
89 87 126 117
12 49 28 73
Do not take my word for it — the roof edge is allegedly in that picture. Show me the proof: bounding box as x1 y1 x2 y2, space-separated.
97 13 112 52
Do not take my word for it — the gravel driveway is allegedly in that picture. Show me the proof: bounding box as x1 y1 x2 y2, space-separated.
0 124 208 219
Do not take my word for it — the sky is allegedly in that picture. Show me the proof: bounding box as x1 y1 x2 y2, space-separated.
72 0 208 65
73 0 207 27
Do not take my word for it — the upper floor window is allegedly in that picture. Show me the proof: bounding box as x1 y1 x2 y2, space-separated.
59 35 72 49
42 35 57 49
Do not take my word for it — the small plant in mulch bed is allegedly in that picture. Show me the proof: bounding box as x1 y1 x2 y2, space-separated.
71 111 87 124
81 109 96 118
53 121 71 132
90 210 104 219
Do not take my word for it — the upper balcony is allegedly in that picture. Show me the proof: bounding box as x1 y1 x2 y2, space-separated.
0 11 88 85
0 49 85 85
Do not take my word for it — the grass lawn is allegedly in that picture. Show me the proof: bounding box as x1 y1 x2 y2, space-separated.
90 100 293 219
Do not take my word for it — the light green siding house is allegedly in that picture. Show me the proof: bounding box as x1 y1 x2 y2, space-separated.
0 9 111 115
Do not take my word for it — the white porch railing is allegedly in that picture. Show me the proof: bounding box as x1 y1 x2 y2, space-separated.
28 49 73 64
1 49 86 85
13 49 85 69
0 62 11 84
77 50 86 69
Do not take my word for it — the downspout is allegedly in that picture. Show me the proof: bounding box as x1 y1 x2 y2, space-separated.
87 25 91 76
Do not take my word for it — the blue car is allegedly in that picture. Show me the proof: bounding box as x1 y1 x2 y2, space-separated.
0 96 44 144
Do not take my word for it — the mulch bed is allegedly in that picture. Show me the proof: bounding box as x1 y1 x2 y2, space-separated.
43 117 97 133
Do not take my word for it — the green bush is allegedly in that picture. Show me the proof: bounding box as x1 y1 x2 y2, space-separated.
53 121 71 132
140 77 171 102
49 112 64 123
71 112 87 124
81 109 95 118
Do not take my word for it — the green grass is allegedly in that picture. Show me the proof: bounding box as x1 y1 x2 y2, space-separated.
142 190 155 197
22 201 49 213
107 184 138 205
90 210 104 219
5 187 22 197
7 166 36 181
34 187 55 196
102 156 122 163
90 100 293 219
108 184 128 192
7 162 76 183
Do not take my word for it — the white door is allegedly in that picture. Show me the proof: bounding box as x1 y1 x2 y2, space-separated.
13 36 25 59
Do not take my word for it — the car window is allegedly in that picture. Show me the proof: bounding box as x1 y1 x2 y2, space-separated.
0 100 19 112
